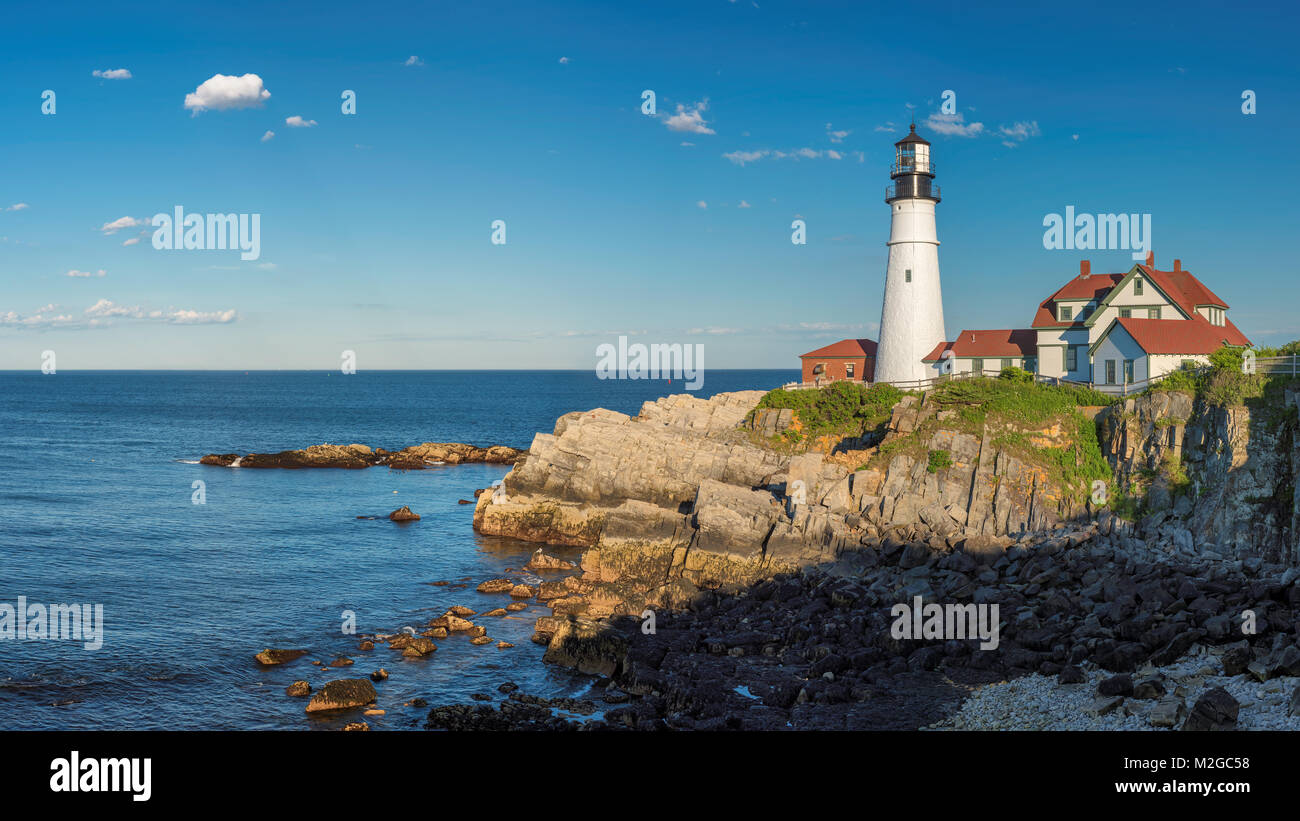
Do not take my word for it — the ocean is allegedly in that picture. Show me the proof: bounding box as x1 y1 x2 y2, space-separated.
0 370 796 730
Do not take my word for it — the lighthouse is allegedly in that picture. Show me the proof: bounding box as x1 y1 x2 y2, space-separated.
874 124 946 385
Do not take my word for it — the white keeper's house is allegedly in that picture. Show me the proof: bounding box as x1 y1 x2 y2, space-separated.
921 253 1251 387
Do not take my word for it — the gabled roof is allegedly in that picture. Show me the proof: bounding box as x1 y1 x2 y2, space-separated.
799 338 878 358
1137 264 1229 313
922 329 1037 361
1031 273 1124 328
1032 260 1231 329
1092 315 1251 356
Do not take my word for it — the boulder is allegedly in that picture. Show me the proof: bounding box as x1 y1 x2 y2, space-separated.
305 679 378 713
1181 687 1239 731
389 505 420 522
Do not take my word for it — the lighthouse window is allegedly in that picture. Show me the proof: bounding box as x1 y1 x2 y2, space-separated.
905 269 912 282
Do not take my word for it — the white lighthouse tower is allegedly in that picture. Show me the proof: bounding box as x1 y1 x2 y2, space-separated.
874 124 946 385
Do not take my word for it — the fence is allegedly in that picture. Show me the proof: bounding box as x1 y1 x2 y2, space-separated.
780 355 1300 396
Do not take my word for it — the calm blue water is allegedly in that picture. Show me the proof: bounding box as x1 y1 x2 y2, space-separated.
0 370 795 730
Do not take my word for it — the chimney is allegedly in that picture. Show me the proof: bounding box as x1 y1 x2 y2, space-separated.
1173 258 1182 272
1080 260 1090 276
1145 251 1154 268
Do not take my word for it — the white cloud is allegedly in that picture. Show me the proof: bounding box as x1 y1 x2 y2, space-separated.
722 149 768 166
558 56 570 64
826 123 850 143
65 269 107 278
999 121 1041 141
738 200 751 208
261 130 275 142
99 216 146 235
0 300 239 330
663 100 715 135
183 73 271 115
874 122 897 133
725 147 843 165
122 237 141 246
284 115 317 128
404 56 424 66
924 111 984 137
1072 134 1080 141
696 200 708 209
92 68 132 80
6 203 29 211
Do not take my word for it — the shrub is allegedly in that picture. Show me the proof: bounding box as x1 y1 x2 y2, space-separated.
998 366 1034 384
753 381 903 443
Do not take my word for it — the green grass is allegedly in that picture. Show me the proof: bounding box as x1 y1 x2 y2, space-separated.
927 449 951 473
751 381 903 445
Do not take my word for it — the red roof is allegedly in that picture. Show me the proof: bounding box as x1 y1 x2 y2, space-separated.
799 338 878 358
922 329 1037 361
1031 261 1231 329
1031 273 1124 328
1110 315 1251 354
1136 264 1229 314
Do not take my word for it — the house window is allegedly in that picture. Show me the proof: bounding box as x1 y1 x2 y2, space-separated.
1066 346 1078 372
1025 356 1038 374
905 269 912 283
1134 278 1144 296
1119 308 1132 318
845 363 854 379
972 358 984 375
1106 360 1116 384
1148 307 1160 319
1001 358 1012 371
1059 305 1072 322
1124 359 1134 383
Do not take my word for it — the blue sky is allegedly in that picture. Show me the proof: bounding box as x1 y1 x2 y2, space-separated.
1 0 1296 369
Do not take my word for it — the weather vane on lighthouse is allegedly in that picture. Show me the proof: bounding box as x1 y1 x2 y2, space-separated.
874 123 947 385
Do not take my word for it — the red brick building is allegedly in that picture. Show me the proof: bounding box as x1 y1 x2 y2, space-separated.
798 338 877 385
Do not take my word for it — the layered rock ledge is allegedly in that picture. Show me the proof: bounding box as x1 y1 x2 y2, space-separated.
201 441 526 469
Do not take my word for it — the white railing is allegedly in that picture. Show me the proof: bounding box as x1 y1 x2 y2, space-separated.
781 355 1300 397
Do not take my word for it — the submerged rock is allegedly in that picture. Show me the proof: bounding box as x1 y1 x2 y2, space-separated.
255 648 307 666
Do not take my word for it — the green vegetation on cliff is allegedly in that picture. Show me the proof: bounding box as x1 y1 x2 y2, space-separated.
751 381 902 445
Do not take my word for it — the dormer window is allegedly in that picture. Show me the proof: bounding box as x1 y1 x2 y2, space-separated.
1058 305 1072 322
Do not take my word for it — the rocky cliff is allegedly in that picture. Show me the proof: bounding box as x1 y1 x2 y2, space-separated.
474 386 1112 623
1096 388 1300 563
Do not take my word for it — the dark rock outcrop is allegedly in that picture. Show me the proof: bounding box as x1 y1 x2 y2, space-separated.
201 442 526 469
305 679 378 713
